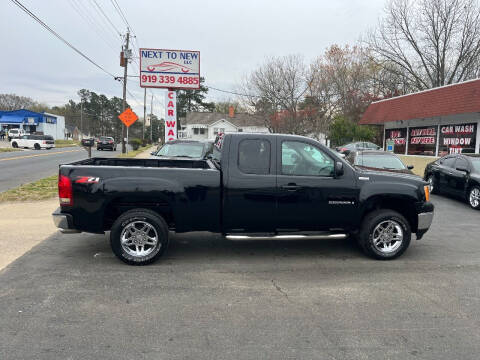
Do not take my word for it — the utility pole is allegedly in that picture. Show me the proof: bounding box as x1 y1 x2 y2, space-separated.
121 30 130 154
150 94 153 143
80 100 83 140
143 88 146 140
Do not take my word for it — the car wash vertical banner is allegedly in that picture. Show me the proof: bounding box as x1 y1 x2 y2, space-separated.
165 90 177 142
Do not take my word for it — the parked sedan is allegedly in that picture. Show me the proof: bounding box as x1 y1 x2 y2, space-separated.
97 136 116 151
150 140 214 160
336 141 381 155
346 150 415 175
424 154 480 209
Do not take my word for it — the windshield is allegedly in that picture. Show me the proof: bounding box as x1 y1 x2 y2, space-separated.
155 142 205 158
355 154 406 170
471 158 480 172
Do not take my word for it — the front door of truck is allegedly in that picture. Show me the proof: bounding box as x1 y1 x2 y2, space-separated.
276 138 358 232
223 136 277 233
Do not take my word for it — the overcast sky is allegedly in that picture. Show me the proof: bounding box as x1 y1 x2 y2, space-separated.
0 0 385 117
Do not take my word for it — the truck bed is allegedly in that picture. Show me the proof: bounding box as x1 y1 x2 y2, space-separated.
70 157 213 169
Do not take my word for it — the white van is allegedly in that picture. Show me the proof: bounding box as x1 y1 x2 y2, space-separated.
7 128 26 141
11 134 55 150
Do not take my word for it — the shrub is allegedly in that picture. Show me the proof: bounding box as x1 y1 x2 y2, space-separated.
129 138 142 151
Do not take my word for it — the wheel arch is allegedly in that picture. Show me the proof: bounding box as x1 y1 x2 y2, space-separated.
359 194 419 233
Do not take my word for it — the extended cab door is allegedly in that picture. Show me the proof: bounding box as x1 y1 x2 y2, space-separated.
276 137 358 232
222 135 277 233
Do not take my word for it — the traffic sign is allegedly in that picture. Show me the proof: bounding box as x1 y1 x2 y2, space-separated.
118 108 138 128
139 48 200 90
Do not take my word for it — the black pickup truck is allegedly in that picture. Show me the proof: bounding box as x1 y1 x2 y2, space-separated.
53 133 434 265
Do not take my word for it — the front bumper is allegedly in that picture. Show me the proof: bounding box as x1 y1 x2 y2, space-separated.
415 201 434 239
52 207 80 233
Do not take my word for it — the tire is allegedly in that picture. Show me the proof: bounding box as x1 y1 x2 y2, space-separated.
358 209 411 260
427 175 438 194
11 142 18 148
467 186 480 210
98 147 102 151
110 209 169 265
34 143 40 150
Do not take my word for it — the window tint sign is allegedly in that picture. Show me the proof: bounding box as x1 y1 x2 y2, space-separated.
438 123 477 156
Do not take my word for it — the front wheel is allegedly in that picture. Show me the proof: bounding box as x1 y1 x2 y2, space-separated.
468 186 480 210
358 209 411 260
34 143 41 150
11 142 18 148
110 209 169 265
427 175 438 194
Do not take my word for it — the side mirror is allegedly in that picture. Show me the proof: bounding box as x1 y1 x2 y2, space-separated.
407 165 414 170
335 161 344 177
150 151 156 155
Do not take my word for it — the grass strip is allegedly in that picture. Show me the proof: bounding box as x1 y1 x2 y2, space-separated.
0 175 58 203
0 148 21 152
117 146 151 158
55 140 79 148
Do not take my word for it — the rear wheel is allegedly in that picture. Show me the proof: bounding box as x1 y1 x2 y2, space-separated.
34 143 40 150
468 186 480 210
110 209 169 265
358 209 411 260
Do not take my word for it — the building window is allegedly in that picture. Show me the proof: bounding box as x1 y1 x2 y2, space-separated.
200 128 206 135
438 123 477 156
193 128 199 135
238 139 270 175
407 126 437 156
385 128 407 154
238 128 243 132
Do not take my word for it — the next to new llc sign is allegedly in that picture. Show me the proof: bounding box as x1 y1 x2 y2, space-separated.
139 48 200 90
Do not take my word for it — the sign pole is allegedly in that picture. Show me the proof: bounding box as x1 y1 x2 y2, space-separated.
126 126 129 154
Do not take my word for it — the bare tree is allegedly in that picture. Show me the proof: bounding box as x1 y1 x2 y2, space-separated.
240 55 311 134
368 0 480 90
0 94 37 111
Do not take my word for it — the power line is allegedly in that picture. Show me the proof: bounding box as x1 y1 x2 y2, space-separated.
11 0 117 78
91 0 122 37
206 86 259 98
68 0 118 53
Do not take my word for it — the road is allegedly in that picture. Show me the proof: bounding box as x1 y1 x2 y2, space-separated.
0 145 125 192
1 195 479 359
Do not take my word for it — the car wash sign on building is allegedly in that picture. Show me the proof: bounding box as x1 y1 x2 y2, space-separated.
139 48 200 90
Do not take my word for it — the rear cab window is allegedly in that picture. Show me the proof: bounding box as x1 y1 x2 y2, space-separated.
238 139 271 175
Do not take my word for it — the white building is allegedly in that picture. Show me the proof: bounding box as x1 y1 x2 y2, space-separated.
178 111 270 140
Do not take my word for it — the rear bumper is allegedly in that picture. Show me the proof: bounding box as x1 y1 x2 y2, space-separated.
52 207 81 233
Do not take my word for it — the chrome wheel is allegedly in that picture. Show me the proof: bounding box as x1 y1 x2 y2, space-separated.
469 188 480 208
120 221 159 258
427 176 434 193
372 220 403 254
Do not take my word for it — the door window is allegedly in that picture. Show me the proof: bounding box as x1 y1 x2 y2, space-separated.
238 139 271 175
281 141 334 177
455 157 469 171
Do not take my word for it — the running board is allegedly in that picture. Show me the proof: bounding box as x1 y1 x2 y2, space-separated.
225 233 347 241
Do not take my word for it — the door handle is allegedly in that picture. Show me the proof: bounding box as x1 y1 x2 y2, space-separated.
281 184 301 191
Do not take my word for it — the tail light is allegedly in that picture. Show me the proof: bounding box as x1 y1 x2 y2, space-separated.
109 140 113 144
43 140 46 144
340 147 347 152
58 175 73 206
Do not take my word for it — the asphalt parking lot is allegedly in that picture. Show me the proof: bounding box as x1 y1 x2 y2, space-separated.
1 194 479 360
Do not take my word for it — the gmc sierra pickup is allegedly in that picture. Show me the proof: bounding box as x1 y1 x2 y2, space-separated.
53 133 434 265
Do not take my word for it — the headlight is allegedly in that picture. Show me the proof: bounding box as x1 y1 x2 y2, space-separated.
424 185 430 202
